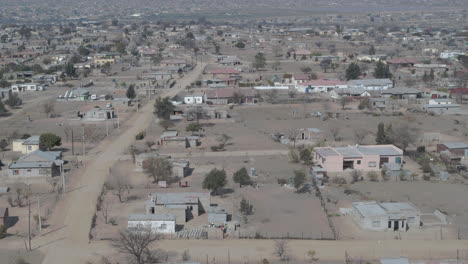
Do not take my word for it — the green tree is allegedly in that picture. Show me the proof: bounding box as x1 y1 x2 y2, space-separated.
64 63 76 78
299 148 312 164
320 59 331 73
4 93 22 108
373 61 392 79
235 41 245 49
240 197 253 216
0 139 8 151
186 123 202 132
126 85 136 99
143 157 173 183
233 167 251 187
376 122 387 145
345 63 361 80
115 42 127 54
253 52 266 70
202 169 227 195
78 45 90 56
153 97 175 121
0 100 8 114
39 133 62 150
293 170 306 190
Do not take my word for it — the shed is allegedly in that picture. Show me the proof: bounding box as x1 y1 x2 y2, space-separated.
127 214 176 234
208 206 228 224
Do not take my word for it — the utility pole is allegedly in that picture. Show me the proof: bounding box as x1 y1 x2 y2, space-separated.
106 120 109 137
61 163 65 193
71 129 74 156
28 195 31 251
116 108 120 130
37 195 41 233
82 126 85 156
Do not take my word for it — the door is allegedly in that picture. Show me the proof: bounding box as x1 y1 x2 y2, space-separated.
393 220 399 231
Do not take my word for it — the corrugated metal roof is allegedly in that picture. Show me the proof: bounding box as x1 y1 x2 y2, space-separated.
442 142 468 149
128 214 175 221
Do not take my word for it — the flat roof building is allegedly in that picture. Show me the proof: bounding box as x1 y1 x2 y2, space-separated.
350 201 420 232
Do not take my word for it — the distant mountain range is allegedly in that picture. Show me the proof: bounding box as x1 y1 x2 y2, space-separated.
0 0 466 11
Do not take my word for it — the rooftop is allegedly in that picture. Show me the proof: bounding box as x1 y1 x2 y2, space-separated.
441 142 468 149
128 214 176 221
151 192 208 205
353 201 419 218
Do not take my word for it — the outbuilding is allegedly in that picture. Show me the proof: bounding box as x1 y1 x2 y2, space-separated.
127 214 176 234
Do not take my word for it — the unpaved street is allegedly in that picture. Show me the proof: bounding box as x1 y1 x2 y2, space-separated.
25 63 207 264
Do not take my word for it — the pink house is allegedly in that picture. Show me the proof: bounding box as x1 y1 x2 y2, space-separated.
314 145 403 172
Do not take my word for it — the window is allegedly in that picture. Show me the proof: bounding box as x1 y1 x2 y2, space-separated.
372 221 380 227
27 169 32 172
357 160 361 165
28 146 32 150
395 157 402 164
160 224 167 230
368 162 377 167
13 170 19 175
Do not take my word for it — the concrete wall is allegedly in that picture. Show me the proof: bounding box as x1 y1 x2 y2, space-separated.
12 141 39 154
127 220 176 234
9 167 56 178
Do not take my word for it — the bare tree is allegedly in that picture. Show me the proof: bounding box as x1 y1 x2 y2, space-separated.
274 240 289 261
43 100 55 118
329 126 341 141
392 123 419 153
143 157 173 183
102 201 111 224
354 129 368 144
63 125 72 142
106 170 131 203
340 96 349 110
112 227 162 264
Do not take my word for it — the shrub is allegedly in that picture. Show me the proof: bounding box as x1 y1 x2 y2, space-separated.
331 177 347 185
135 131 146 140
368 171 379 182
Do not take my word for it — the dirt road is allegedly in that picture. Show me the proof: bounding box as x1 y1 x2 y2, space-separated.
28 63 206 264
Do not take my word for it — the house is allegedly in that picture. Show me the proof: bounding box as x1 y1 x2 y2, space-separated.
297 79 347 93
421 99 460 114
83 107 116 121
386 58 419 67
11 83 43 93
348 79 393 91
437 142 468 157
59 88 90 101
205 67 241 78
380 88 422 99
161 59 188 69
145 192 211 224
208 206 228 224
9 150 63 178
205 88 256 104
217 55 241 66
127 214 176 234
0 88 11 100
12 136 40 154
159 131 199 148
184 93 204 105
369 98 397 110
350 201 420 232
93 52 121 65
0 207 8 227
173 160 190 178
330 88 370 99
314 145 403 172
439 50 464 60
291 74 311 85
143 71 173 81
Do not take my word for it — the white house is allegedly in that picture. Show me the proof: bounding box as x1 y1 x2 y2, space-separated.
184 93 204 105
350 201 421 232
297 79 348 93
12 136 40 154
348 79 393 91
127 214 176 234
439 50 464 60
11 83 43 92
